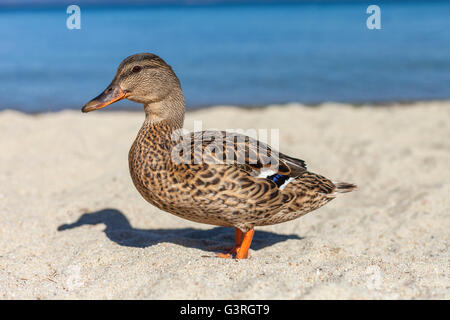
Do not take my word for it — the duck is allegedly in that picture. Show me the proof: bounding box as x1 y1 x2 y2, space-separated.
82 53 356 259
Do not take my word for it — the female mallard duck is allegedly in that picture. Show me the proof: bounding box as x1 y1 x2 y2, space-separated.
82 53 356 259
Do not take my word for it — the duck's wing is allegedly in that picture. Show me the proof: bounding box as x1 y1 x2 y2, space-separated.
172 130 307 184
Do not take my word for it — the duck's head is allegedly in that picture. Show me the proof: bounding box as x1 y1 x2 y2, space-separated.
82 53 185 125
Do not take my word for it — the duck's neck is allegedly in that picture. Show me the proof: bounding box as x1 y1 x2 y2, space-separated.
143 89 185 130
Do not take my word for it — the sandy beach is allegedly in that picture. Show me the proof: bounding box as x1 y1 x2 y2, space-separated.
0 101 448 299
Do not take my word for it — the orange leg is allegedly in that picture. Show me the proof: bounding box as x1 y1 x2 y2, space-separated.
235 228 254 259
217 228 254 259
217 228 243 258
235 227 243 245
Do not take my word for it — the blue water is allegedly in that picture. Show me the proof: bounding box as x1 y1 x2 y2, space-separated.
0 1 449 112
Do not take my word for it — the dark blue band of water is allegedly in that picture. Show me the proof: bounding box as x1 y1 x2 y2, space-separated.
0 1 449 112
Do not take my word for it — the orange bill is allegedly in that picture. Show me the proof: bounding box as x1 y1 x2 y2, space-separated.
82 84 129 113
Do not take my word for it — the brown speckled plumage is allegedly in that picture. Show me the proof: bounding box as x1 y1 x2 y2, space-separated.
83 53 356 258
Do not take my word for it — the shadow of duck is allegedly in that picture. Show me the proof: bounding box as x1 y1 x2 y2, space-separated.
58 208 303 253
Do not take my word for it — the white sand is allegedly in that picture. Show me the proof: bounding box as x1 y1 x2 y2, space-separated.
0 101 449 299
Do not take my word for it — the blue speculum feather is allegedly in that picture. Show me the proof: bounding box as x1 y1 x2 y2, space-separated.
267 173 289 188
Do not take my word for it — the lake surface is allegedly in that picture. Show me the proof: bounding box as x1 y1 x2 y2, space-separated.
1 1 449 112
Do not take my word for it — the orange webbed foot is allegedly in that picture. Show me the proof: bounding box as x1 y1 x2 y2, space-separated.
216 245 240 258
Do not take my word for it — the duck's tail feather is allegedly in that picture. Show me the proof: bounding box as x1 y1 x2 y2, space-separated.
334 182 357 193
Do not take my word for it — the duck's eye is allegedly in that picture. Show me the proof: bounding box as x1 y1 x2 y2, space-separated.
132 66 142 73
